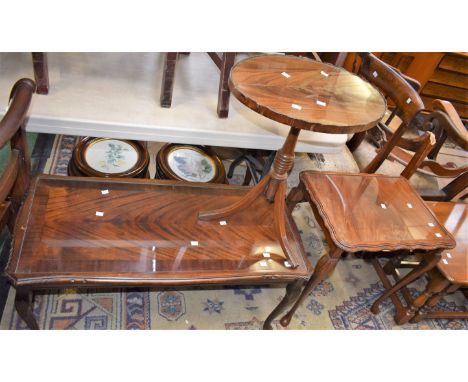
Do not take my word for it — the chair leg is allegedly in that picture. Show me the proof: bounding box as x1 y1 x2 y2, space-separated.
263 280 304 330
31 53 49 95
410 277 453 323
371 251 441 324
14 288 39 330
346 131 366 152
216 53 236 118
160 53 178 108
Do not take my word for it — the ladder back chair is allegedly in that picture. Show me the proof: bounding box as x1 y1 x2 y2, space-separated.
349 52 468 180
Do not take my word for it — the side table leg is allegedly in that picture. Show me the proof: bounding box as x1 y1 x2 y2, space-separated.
15 288 39 330
280 246 343 327
263 280 303 330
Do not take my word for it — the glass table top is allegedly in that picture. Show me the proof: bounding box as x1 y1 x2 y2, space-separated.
229 55 387 134
301 172 456 252
8 176 310 285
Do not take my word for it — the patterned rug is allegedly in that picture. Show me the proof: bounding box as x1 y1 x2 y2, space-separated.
1 135 466 330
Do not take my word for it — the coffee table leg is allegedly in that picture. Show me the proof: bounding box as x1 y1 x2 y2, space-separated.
280 246 343 327
15 288 39 330
263 280 304 330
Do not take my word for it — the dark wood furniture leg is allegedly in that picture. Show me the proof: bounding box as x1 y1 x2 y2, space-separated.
160 53 178 108
411 278 466 323
31 53 49 95
198 127 301 267
370 251 442 324
280 246 343 327
216 53 236 118
14 288 39 330
263 279 304 330
346 131 366 152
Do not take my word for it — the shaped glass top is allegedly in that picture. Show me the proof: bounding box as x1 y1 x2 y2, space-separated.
229 55 387 134
301 172 456 252
8 176 310 285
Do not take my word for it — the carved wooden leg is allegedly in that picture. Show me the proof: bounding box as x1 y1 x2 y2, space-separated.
14 288 39 330
32 53 49 95
412 270 450 310
263 280 304 330
217 53 236 118
412 283 462 323
280 246 343 327
371 251 441 324
160 53 178 108
264 128 300 202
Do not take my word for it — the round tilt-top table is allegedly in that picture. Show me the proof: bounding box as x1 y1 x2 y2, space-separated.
198 54 387 270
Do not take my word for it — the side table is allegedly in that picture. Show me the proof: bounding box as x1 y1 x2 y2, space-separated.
280 171 456 326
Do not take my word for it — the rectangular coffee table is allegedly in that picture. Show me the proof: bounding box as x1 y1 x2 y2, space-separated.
5 175 312 329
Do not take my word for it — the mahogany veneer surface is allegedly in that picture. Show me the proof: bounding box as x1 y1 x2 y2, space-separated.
229 55 387 133
426 201 468 285
6 176 311 287
300 172 456 252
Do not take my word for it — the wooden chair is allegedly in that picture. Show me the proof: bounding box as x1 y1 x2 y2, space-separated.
348 52 468 180
371 169 467 323
160 52 236 118
0 79 35 234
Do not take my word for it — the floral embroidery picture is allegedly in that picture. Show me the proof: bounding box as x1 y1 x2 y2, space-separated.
85 139 139 174
167 148 216 182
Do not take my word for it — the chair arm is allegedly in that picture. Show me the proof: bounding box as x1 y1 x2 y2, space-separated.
440 171 468 201
400 132 436 179
431 99 468 150
0 78 36 149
